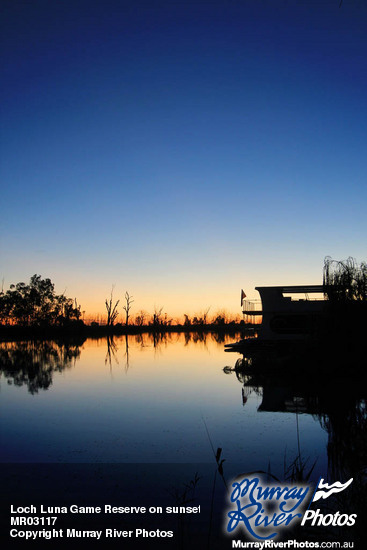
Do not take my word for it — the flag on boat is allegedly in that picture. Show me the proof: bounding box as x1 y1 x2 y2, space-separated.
241 289 246 305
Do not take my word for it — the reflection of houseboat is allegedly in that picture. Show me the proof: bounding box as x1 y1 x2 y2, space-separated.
243 285 326 341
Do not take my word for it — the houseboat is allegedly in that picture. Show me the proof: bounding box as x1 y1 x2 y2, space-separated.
244 285 326 340
226 285 327 350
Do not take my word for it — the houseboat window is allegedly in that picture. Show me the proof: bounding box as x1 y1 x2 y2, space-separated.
282 292 325 301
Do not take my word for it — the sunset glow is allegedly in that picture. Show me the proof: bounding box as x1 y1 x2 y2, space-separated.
1 1 366 319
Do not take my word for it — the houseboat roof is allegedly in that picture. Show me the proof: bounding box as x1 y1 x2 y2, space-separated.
255 285 324 294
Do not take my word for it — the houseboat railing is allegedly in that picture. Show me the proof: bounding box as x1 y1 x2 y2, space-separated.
242 299 262 324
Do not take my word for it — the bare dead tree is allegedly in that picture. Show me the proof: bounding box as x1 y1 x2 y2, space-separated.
202 306 211 324
105 287 119 327
123 291 134 326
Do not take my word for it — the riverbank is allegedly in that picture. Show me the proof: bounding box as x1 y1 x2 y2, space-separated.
0 321 250 343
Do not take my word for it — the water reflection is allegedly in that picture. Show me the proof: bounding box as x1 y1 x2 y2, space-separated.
0 332 240 392
105 334 131 370
105 334 119 368
103 331 238 370
0 339 83 393
1 334 365 543
2 332 362 480
224 355 367 483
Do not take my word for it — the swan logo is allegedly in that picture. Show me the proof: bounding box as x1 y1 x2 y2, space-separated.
311 477 353 502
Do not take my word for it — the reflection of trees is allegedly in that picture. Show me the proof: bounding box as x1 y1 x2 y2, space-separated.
318 394 367 481
225 354 367 541
211 332 228 344
0 339 83 393
225 355 367 482
105 334 130 371
111 332 243 363
124 334 129 371
129 331 243 352
134 333 146 347
315 391 367 544
105 334 119 368
184 332 208 346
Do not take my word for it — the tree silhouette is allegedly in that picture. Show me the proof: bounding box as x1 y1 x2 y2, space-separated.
0 274 81 327
123 291 134 326
135 309 147 326
105 287 119 327
152 306 163 327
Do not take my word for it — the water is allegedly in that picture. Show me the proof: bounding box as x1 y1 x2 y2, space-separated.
1 333 366 547
1 333 331 479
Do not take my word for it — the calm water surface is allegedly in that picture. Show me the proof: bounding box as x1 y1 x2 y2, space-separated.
0 333 342 480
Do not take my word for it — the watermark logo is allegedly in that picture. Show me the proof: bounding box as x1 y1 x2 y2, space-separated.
301 477 356 528
311 478 353 502
226 475 356 540
226 475 309 540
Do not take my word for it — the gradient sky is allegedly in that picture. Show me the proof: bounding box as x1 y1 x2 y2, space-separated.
1 0 366 319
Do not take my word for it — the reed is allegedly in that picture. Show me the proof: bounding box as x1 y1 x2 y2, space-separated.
323 256 367 302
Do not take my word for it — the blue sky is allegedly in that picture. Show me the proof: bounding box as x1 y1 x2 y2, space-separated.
1 0 366 318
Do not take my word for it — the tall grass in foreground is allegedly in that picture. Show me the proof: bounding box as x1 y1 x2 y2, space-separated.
321 257 367 368
323 256 367 302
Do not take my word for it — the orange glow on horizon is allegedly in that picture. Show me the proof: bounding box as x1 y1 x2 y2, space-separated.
68 285 248 325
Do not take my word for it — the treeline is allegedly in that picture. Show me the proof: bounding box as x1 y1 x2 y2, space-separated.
96 309 243 329
0 275 82 328
2 257 365 333
0 274 243 331
101 295 242 329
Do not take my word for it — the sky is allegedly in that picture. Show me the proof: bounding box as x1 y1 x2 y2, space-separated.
1 0 366 320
